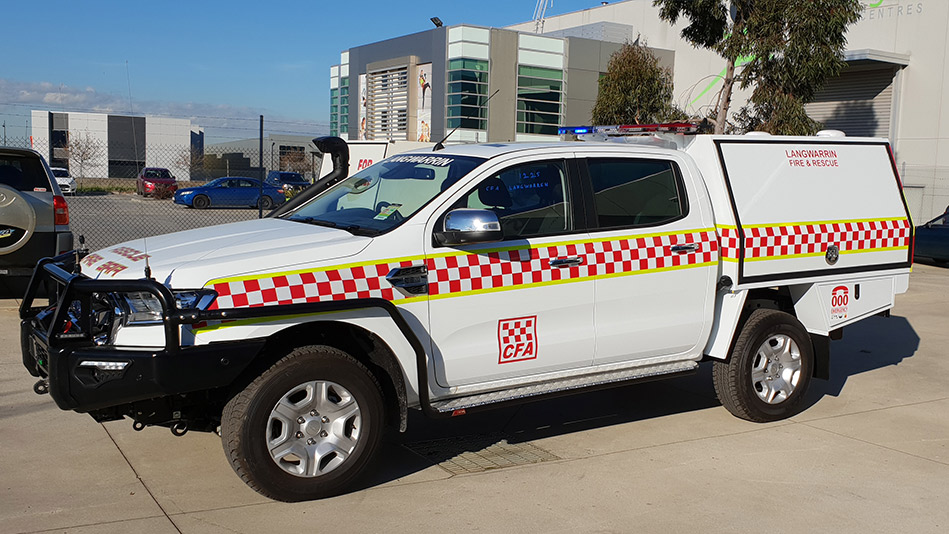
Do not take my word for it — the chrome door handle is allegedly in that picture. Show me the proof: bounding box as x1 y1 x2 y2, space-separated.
671 244 699 254
550 256 583 268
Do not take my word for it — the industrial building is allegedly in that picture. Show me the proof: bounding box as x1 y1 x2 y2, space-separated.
30 110 203 180
206 134 322 181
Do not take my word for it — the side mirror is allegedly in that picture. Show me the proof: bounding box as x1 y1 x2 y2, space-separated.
434 209 503 246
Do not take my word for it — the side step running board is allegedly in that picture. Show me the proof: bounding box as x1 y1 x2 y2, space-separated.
431 360 698 415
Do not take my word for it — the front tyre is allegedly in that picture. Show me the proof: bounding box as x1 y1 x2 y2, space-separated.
222 345 385 502
258 195 274 210
713 309 813 423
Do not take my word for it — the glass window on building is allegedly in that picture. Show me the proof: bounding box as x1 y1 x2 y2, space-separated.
516 65 563 136
330 87 340 136
339 77 349 138
446 58 489 131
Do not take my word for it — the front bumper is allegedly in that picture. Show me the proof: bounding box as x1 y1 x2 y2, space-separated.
19 255 262 413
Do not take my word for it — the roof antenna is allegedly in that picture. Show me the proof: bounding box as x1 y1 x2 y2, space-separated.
126 60 152 280
434 89 499 151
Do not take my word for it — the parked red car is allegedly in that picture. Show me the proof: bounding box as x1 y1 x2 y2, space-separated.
136 167 178 197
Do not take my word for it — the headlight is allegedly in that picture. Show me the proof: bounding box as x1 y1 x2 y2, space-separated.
180 190 193 196
118 289 217 325
121 292 164 324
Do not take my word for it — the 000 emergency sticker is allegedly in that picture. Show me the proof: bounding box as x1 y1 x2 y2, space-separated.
498 316 537 364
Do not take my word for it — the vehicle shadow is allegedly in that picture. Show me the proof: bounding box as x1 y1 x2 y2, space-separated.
360 367 725 491
360 314 920 491
806 314 919 400
913 257 948 268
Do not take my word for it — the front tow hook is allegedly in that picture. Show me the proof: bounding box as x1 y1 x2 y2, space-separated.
33 379 49 395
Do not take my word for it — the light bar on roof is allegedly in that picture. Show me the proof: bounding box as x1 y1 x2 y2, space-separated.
560 123 699 136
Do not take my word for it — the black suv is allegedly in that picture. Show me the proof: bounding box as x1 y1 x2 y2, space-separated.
0 147 73 296
265 170 310 192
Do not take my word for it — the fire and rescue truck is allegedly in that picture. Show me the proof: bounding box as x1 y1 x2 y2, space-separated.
19 126 913 501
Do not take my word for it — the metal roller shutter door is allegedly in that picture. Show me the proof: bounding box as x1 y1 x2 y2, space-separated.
806 67 896 138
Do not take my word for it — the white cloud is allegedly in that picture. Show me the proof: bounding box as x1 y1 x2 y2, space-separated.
0 79 328 140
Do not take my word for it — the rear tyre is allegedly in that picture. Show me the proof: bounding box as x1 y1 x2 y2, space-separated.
713 308 813 422
258 196 274 210
221 345 385 502
192 195 210 209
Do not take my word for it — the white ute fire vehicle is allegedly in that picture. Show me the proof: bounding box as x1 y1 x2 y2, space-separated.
20 127 913 501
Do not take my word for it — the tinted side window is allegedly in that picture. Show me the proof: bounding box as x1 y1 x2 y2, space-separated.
587 158 684 228
0 154 52 192
458 160 571 239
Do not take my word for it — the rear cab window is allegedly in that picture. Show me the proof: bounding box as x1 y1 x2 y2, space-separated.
584 158 687 229
0 153 53 192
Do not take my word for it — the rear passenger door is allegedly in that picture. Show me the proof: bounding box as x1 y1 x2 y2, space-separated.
579 155 717 365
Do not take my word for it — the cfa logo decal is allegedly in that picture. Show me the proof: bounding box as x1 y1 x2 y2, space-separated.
830 285 849 321
498 316 537 364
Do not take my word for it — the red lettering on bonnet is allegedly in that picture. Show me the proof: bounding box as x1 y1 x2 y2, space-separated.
110 246 151 262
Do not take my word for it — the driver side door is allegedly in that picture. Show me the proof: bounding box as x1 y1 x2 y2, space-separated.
424 156 595 388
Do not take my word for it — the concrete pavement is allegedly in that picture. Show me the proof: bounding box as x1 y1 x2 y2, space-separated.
1 264 947 533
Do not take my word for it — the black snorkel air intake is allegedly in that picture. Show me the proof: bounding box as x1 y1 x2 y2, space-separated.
267 136 350 218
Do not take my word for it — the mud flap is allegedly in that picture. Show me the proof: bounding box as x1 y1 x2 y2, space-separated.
811 334 831 380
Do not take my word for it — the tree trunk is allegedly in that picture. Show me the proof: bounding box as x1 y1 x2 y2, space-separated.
715 58 737 134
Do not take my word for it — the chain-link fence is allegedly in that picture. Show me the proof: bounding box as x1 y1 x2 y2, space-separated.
4 136 323 252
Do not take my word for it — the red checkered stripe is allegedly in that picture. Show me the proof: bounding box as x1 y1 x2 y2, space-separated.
743 219 910 260
426 230 717 297
205 229 718 310
208 260 417 309
718 226 741 262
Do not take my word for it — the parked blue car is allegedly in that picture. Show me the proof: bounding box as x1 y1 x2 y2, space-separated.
174 177 286 210
914 212 949 265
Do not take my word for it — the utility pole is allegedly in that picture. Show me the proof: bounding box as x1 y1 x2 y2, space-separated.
258 115 264 219
2 121 6 145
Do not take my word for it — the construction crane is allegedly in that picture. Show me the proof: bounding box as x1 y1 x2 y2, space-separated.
533 0 550 34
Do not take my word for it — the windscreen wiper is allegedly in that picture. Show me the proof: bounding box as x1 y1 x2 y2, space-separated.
339 225 380 237
292 217 379 236
292 217 337 228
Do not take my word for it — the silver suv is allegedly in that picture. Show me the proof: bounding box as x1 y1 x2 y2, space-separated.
0 147 73 296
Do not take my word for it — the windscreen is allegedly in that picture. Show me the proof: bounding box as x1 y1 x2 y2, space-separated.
0 153 53 192
284 154 484 235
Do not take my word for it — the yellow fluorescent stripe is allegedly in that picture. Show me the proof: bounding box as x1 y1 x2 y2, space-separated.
716 224 738 230
744 245 909 262
192 294 427 334
417 261 716 301
191 311 337 334
206 252 430 285
742 217 907 229
722 256 740 263
206 228 717 286
197 260 717 333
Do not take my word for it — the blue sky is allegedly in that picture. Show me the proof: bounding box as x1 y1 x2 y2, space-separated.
0 0 600 142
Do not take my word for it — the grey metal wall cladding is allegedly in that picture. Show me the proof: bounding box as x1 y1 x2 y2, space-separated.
348 27 447 140
107 116 146 161
806 67 896 138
